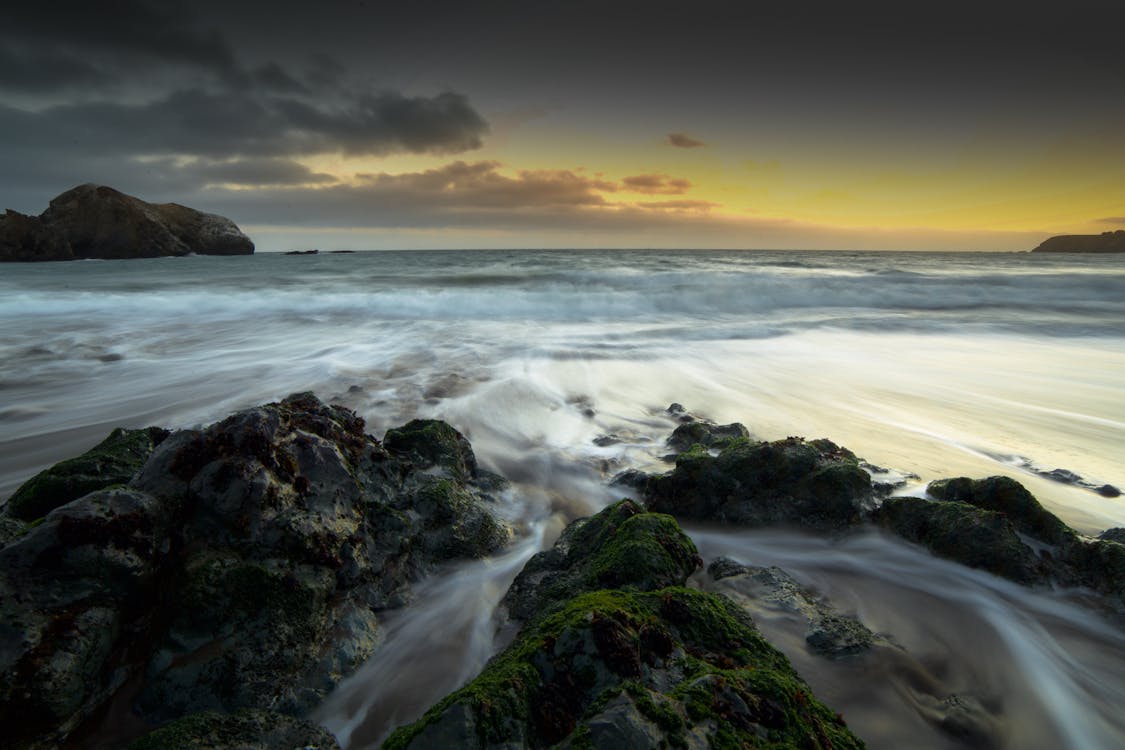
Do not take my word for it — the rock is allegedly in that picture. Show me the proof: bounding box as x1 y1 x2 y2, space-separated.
383 418 479 482
502 499 701 621
385 504 863 750
0 184 254 261
874 496 1047 584
1097 484 1121 498
926 476 1075 547
4 426 170 521
708 558 876 658
609 468 652 493
1100 528 1125 545
0 488 176 749
0 393 510 748
127 708 340 750
666 420 750 452
901 476 1125 603
1031 230 1125 253
645 436 872 532
0 210 73 261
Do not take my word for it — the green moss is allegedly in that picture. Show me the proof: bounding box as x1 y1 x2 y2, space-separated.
876 496 1042 584
7 426 168 521
385 587 863 749
927 476 1074 546
505 500 700 621
177 556 325 635
647 436 870 532
383 419 476 480
127 708 337 750
582 513 699 592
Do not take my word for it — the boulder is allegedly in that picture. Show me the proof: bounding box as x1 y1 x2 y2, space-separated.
877 476 1125 604
387 501 864 750
708 558 877 658
645 437 872 532
5 426 170 521
502 499 701 621
874 496 1047 585
0 393 510 748
0 184 253 261
926 476 1075 546
666 420 750 452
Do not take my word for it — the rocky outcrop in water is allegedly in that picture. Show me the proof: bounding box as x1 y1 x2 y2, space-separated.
1031 230 1125 253
386 500 864 749
875 476 1125 604
645 436 873 532
0 184 254 261
0 393 509 749
708 558 878 658
641 416 1123 609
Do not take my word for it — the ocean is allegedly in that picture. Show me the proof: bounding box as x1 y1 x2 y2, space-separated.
2 249 1124 748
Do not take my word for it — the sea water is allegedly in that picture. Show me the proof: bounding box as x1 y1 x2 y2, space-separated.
1 249 1123 748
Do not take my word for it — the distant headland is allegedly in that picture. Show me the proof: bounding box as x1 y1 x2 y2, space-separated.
1031 230 1125 253
0 184 254 262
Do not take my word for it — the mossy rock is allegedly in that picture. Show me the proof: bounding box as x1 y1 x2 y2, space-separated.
5 426 169 521
413 478 511 560
927 476 1075 546
503 499 701 621
646 437 871 532
666 421 749 452
875 496 1046 584
127 708 340 749
384 587 864 749
383 419 478 481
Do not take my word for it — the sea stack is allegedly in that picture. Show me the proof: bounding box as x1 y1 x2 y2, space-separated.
0 184 254 261
1031 230 1125 253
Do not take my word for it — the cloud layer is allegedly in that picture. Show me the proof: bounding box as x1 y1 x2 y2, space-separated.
0 0 490 212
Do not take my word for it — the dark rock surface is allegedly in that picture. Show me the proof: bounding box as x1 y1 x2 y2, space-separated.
876 476 1125 604
645 436 872 532
1031 230 1125 253
127 708 340 750
1100 528 1125 545
502 499 701 621
666 419 750 452
0 209 73 261
873 496 1047 585
0 393 509 749
386 501 864 749
0 184 253 261
926 476 1075 547
708 558 877 658
5 426 170 521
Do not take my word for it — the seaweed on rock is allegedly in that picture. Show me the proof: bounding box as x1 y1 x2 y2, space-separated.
386 501 865 749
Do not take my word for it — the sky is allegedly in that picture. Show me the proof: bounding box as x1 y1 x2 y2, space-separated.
2 0 1123 251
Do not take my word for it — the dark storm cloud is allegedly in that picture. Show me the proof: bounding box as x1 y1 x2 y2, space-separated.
667 133 705 149
1 2 238 91
0 0 490 205
163 157 337 187
621 174 692 195
0 46 108 92
250 63 311 95
1 89 485 160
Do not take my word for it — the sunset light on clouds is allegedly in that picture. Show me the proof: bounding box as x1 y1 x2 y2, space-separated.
2 0 1123 250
